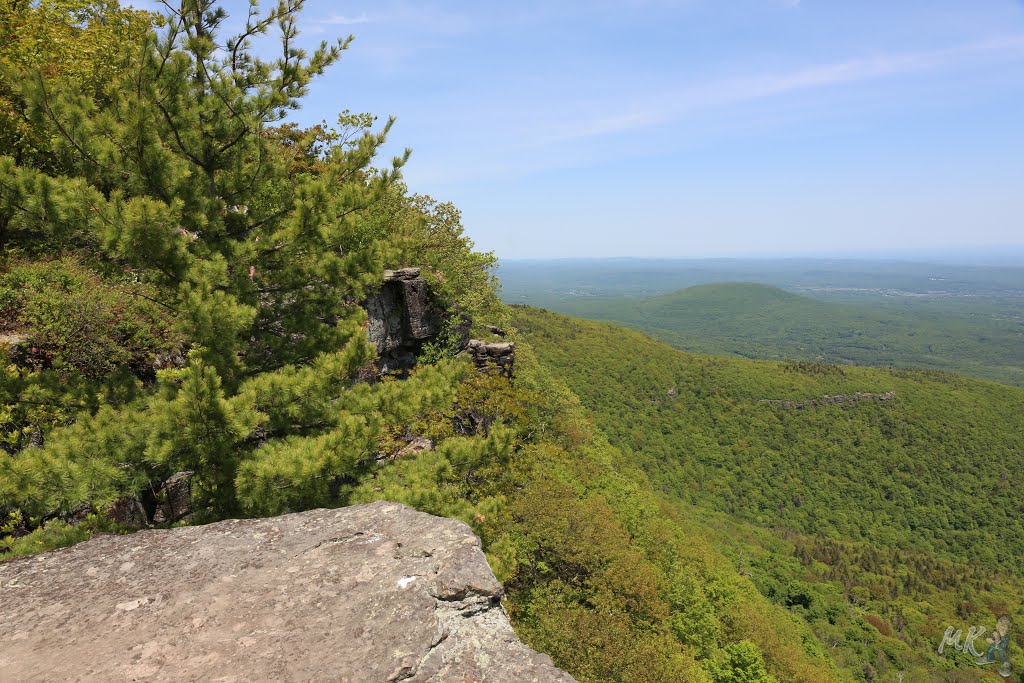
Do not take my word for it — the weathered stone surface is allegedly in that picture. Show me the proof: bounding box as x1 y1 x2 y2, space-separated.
151 470 194 524
153 348 188 371
386 267 422 280
374 436 435 463
464 339 516 378
0 331 33 370
0 501 575 683
106 495 150 530
0 331 29 347
365 269 442 375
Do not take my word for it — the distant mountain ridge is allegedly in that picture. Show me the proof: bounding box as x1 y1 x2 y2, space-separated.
516 281 1024 386
498 257 1024 303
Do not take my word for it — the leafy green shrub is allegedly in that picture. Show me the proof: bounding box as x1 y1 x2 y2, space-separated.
0 510 123 560
0 259 179 379
706 641 779 683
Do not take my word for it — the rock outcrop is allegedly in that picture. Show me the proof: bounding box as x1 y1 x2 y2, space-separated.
151 470 194 524
758 391 896 410
365 268 442 374
396 436 435 459
464 340 515 378
105 495 150 530
0 501 575 683
0 331 28 348
374 436 435 463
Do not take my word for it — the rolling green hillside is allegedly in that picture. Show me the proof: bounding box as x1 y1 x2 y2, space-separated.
549 283 1024 386
514 305 1024 681
0 3 915 681
6 4 1024 682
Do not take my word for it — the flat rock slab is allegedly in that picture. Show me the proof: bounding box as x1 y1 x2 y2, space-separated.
0 501 575 683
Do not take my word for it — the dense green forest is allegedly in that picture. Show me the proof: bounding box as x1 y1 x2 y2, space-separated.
514 305 1024 681
0 2 853 681
535 282 1024 386
3 3 1022 682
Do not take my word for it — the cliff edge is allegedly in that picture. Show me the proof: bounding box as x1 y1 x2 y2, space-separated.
0 501 575 682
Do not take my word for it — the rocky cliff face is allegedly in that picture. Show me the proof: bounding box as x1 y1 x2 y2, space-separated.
365 268 442 374
0 501 575 683
363 268 517 379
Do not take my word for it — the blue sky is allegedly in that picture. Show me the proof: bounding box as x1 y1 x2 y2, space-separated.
162 1 1024 259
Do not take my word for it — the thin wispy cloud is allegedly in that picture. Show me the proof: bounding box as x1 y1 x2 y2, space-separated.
276 0 1024 256
557 34 1024 140
320 13 371 26
305 2 472 67
396 31 1024 186
309 3 471 36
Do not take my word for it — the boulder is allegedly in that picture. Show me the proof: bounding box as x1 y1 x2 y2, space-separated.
396 436 434 459
0 501 575 683
374 437 435 463
0 331 28 348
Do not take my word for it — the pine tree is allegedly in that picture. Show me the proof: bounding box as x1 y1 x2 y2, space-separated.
0 0 471 522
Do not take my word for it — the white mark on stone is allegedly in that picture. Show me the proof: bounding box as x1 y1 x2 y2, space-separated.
353 533 384 545
116 597 151 612
397 576 417 589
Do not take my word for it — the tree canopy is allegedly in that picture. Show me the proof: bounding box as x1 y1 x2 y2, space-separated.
0 0 498 520
4 3 1018 682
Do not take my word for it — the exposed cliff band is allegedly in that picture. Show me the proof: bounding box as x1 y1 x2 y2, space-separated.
758 391 896 410
364 268 515 378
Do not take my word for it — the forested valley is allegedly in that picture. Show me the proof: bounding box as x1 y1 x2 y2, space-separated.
1 2 1021 682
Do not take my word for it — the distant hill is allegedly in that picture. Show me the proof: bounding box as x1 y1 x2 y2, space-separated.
498 257 1024 305
534 282 1024 386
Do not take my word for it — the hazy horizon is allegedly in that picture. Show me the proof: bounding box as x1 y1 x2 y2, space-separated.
498 245 1024 267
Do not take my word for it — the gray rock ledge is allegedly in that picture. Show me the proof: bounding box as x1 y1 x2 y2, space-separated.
0 501 575 683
